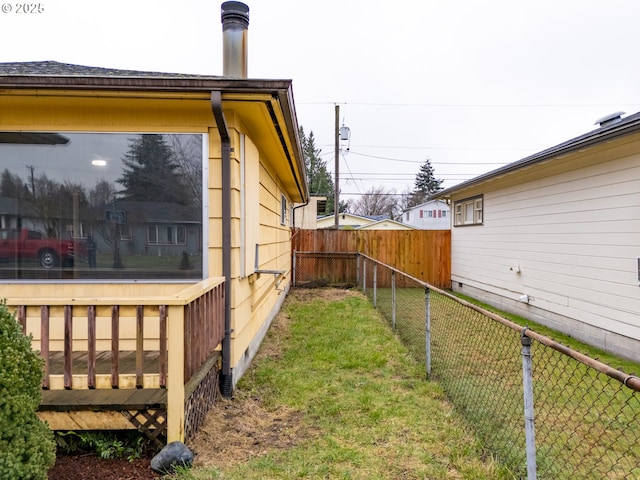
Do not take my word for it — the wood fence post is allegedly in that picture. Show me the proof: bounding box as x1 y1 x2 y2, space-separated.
166 305 185 443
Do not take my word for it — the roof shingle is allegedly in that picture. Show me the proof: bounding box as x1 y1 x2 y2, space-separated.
0 60 218 79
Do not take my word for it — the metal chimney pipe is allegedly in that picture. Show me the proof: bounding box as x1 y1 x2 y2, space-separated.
221 1 249 78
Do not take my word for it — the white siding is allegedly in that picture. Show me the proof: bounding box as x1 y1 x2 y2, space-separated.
451 140 640 356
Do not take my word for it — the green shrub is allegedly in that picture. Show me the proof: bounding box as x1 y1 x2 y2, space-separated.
55 430 148 461
0 300 55 480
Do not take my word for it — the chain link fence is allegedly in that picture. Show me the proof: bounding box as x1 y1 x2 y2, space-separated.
293 251 640 479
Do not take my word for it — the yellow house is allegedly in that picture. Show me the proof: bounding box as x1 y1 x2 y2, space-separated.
0 2 307 444
356 218 418 231
316 212 380 230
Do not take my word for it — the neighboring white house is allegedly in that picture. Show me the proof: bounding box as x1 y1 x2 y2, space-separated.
433 111 640 362
402 199 450 229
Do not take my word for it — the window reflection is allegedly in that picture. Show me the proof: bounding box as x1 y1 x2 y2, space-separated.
0 132 204 281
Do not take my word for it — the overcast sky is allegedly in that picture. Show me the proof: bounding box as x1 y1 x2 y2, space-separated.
2 0 639 201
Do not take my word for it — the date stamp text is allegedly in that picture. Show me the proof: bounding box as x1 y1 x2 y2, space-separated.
2 3 45 14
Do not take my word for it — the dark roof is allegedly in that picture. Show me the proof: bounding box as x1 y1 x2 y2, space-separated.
0 61 216 79
366 214 390 221
0 60 293 91
433 111 640 199
102 200 201 223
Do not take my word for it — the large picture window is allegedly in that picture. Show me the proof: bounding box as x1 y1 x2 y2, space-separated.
0 132 205 281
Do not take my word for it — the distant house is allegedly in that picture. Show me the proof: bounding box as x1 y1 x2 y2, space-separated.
402 199 450 230
0 2 308 443
316 212 388 230
357 218 418 231
433 111 640 362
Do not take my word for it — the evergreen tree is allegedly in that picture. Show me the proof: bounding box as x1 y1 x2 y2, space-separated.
0 168 27 198
118 134 189 205
409 159 443 207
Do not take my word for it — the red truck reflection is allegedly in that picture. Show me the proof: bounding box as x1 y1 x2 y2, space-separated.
0 229 74 269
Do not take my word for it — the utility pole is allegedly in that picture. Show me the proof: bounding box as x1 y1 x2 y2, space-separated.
26 164 35 198
334 104 339 229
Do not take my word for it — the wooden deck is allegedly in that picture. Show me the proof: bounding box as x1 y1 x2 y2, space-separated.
10 277 226 444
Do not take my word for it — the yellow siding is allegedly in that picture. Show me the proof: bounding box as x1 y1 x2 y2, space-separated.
227 124 292 370
2 88 300 399
0 91 212 131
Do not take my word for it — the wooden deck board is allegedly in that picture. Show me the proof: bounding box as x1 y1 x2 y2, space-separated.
40 388 166 412
47 351 160 375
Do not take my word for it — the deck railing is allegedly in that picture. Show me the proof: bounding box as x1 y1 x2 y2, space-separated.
10 276 225 442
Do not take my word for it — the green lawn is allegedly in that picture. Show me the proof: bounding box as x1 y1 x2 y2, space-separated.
176 289 510 480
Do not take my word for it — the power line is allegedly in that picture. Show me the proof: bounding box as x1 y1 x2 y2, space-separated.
299 101 640 108
348 151 508 164
340 150 362 195
343 144 533 152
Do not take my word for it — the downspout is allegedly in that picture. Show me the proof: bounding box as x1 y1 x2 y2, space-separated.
292 200 309 230
211 90 233 397
213 0 250 399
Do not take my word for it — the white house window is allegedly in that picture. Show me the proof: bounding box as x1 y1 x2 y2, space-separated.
0 132 205 280
454 195 483 226
147 224 186 245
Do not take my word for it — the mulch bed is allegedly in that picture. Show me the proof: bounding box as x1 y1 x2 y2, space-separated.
48 453 161 480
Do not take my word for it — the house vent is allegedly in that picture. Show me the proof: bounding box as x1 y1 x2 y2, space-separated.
221 1 249 78
594 111 625 128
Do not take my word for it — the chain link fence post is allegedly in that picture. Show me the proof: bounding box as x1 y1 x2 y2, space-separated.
425 286 431 378
363 258 367 295
391 270 396 330
373 263 377 308
521 328 537 480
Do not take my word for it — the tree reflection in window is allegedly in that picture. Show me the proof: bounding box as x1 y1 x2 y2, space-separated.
0 132 204 280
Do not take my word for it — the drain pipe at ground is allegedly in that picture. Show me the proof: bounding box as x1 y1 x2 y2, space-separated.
211 90 233 397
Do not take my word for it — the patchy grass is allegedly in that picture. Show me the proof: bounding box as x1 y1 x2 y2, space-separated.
369 286 640 479
180 288 510 480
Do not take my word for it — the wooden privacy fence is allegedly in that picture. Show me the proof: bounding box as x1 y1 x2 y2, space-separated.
291 228 451 289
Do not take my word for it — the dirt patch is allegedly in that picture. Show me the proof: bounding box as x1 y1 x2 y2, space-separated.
289 286 361 303
189 393 317 469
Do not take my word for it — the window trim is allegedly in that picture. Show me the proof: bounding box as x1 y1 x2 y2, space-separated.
280 194 287 226
453 195 483 227
0 130 207 282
